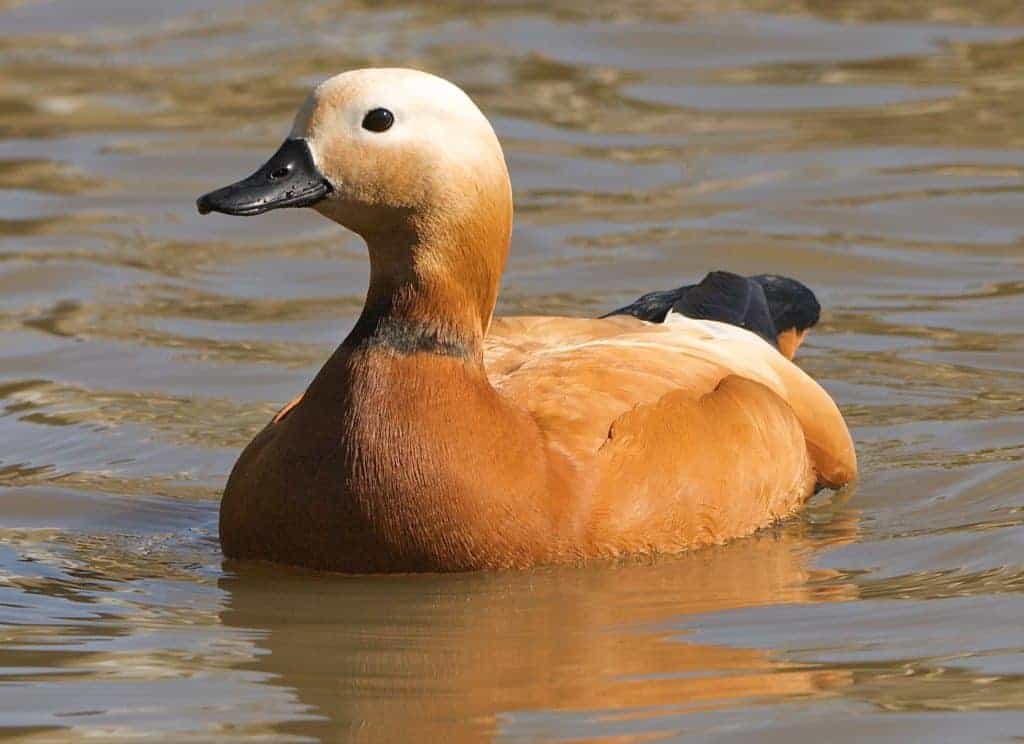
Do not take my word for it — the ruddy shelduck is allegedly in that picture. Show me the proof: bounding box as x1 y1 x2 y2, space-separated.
197 68 856 573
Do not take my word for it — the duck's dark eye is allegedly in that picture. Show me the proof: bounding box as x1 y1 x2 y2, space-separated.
362 108 394 133
269 165 291 180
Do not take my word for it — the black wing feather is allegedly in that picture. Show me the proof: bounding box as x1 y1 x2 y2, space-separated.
602 271 820 347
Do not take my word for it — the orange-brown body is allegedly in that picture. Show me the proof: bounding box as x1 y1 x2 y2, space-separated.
222 311 855 571
211 68 857 572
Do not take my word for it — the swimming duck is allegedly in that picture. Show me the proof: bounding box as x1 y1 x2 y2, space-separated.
197 68 856 573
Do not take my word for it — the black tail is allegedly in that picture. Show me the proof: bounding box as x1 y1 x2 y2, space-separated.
602 271 820 348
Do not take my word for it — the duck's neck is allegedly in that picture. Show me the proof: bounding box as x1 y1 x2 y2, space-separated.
343 203 511 362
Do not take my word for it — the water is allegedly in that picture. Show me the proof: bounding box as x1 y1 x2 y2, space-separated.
1 0 1023 740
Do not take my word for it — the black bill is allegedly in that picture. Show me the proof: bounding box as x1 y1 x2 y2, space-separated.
196 138 332 216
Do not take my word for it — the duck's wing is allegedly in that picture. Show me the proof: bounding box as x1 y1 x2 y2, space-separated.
603 271 821 359
587 374 816 552
667 271 777 346
485 314 856 489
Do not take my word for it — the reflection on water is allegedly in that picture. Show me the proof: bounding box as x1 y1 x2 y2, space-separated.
1 0 1023 740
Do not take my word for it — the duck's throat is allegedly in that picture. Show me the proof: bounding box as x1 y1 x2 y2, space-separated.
345 223 507 359
346 314 476 359
344 258 488 359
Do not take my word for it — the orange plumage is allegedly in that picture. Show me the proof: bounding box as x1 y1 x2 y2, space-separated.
198 68 856 572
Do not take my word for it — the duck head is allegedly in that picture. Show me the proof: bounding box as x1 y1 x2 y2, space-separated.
198 68 513 338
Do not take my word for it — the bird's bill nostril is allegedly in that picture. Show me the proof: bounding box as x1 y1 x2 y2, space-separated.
196 138 331 216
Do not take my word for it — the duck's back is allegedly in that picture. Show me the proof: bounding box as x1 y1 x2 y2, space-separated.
485 314 856 553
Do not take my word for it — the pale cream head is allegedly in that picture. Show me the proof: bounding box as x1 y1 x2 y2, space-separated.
290 68 512 240
196 68 514 338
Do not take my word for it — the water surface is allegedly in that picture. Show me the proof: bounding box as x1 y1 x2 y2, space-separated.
1 0 1023 741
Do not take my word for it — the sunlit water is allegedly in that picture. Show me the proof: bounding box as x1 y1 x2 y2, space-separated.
1 0 1023 741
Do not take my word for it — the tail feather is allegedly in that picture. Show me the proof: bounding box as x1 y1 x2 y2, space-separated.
750 274 820 333
602 271 821 357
